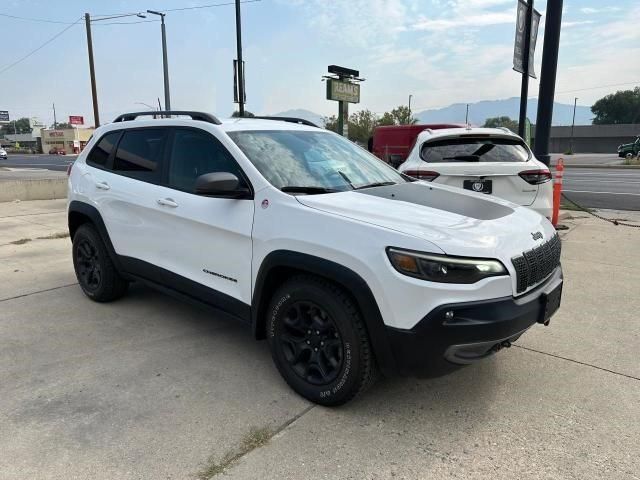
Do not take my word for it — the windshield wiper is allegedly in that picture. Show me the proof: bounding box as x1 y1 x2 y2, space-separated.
281 186 340 194
442 155 480 162
354 181 397 190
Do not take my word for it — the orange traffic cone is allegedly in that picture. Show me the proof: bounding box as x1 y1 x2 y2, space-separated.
552 158 564 226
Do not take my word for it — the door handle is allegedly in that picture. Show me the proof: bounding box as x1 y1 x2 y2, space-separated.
157 198 178 208
95 181 110 190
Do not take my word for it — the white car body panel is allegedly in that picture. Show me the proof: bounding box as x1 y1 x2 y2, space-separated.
398 128 553 219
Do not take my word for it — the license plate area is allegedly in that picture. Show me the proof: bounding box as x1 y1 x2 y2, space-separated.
463 179 492 194
539 283 562 325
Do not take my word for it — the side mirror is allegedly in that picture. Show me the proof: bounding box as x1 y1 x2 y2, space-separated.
195 172 251 198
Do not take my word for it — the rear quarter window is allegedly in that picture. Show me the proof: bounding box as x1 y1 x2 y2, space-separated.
86 131 121 167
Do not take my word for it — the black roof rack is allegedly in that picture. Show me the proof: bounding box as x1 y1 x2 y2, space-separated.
251 116 319 128
113 111 221 125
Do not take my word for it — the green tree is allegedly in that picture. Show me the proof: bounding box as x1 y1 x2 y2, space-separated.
53 122 72 129
231 110 255 118
483 116 519 133
323 115 338 133
591 87 640 124
347 109 378 144
389 105 418 125
377 112 395 126
0 117 31 136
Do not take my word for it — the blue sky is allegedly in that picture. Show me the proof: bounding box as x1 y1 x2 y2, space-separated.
0 0 638 126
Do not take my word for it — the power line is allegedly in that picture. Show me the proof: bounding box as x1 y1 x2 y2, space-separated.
93 0 261 17
0 17 83 76
0 12 76 24
555 81 639 94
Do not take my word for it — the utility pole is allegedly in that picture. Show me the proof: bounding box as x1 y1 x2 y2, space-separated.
147 10 171 111
518 0 534 138
84 13 100 127
569 97 578 154
53 103 57 130
569 97 577 154
235 0 245 116
465 103 469 124
408 94 413 119
533 0 563 166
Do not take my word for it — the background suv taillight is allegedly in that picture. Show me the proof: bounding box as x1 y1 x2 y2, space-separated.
519 169 551 185
404 169 440 182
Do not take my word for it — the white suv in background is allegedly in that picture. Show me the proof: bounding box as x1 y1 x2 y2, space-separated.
398 127 553 219
67 111 563 406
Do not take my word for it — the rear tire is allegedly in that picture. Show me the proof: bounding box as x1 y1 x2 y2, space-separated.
267 274 377 406
72 224 128 302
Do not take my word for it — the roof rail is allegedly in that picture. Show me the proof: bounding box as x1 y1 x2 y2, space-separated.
112 111 221 125
496 126 514 134
251 116 319 128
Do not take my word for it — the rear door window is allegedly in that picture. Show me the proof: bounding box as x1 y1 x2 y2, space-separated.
86 131 121 167
420 137 530 163
113 129 168 183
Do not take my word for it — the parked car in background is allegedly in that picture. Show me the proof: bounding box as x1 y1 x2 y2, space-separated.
398 127 553 219
369 124 464 168
49 147 66 155
617 136 639 158
0 148 7 160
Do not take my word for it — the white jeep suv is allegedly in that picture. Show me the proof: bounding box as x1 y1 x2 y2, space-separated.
68 111 563 406
398 127 553 219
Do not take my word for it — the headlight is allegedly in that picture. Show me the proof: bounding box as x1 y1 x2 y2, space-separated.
386 247 507 284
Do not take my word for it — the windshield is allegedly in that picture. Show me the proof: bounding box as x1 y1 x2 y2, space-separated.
228 130 406 191
420 136 530 163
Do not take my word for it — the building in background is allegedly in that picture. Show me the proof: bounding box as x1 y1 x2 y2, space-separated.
40 127 94 154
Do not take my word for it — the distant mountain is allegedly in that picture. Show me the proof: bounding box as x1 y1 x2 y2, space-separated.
415 97 592 126
270 109 325 127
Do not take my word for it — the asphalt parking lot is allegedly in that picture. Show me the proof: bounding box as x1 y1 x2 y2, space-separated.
1 200 639 479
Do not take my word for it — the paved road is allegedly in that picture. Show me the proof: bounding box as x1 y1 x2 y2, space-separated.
0 154 75 172
563 168 640 211
551 153 623 166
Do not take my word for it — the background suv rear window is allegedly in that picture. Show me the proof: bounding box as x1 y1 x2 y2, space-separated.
113 129 167 177
86 131 120 167
420 137 530 163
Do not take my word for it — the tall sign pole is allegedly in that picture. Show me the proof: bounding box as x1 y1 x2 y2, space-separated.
513 0 540 138
235 0 245 116
324 65 363 137
534 0 564 166
84 13 100 127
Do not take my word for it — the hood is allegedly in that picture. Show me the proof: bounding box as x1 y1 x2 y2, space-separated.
296 182 556 260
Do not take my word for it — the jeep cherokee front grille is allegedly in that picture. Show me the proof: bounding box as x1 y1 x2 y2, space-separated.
511 233 561 294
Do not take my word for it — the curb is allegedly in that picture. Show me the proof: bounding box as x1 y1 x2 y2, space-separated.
0 178 67 202
557 164 640 169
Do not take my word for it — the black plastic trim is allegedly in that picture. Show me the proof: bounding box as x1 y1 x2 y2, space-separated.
251 116 319 127
113 111 222 124
385 266 563 377
252 250 397 376
118 256 251 323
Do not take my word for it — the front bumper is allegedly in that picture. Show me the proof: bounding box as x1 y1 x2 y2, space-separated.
386 266 563 377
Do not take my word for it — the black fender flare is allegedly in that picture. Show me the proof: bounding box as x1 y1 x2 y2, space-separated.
68 200 123 273
252 250 397 376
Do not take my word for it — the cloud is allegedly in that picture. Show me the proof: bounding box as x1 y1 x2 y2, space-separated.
580 6 621 15
411 10 513 31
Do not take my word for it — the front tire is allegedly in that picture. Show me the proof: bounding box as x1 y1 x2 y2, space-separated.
267 275 377 406
72 224 128 302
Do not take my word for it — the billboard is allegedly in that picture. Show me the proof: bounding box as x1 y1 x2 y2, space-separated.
326 79 360 103
69 115 84 125
513 0 541 78
0 110 9 123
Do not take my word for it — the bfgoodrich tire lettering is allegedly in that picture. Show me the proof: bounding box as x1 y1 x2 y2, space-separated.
72 224 128 302
267 274 377 406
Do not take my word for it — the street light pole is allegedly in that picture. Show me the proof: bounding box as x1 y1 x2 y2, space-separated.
53 103 57 130
147 10 171 111
570 97 577 154
84 13 100 127
408 94 412 119
465 103 469 124
235 0 245 116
